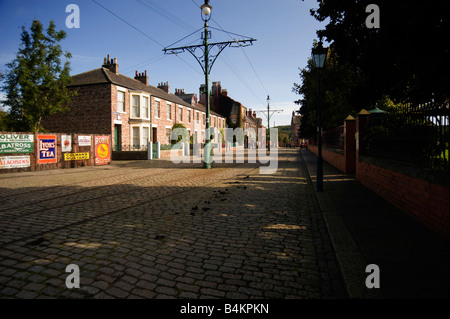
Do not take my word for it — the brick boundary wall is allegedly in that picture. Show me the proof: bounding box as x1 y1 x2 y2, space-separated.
356 157 449 236
308 145 347 173
306 112 448 236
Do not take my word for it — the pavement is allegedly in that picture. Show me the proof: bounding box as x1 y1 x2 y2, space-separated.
0 148 447 300
301 148 449 299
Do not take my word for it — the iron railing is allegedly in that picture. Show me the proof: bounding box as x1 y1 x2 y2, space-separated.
323 125 344 150
363 101 449 172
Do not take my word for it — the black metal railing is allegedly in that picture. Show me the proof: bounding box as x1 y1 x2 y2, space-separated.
323 125 344 150
363 101 449 172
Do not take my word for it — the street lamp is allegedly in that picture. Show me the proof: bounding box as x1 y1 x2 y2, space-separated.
266 95 270 151
163 0 256 169
201 1 212 17
201 0 213 169
311 41 328 192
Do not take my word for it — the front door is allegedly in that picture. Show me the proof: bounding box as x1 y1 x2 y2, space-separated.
114 124 122 151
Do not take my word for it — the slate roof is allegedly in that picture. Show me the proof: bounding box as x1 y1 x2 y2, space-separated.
70 68 223 117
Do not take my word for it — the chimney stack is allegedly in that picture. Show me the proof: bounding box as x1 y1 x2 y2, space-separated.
134 70 149 85
158 81 170 93
102 54 119 74
175 89 186 95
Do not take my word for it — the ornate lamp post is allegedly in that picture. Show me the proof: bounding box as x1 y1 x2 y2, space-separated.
201 0 213 168
311 41 328 191
163 0 255 169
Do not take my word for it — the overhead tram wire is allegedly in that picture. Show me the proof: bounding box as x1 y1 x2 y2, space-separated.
136 0 196 32
189 0 270 104
121 54 167 73
91 0 202 75
209 23 270 98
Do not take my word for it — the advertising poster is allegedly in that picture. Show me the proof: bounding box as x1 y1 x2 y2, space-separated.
64 152 89 161
0 155 31 169
0 134 34 153
78 135 91 146
61 135 72 152
94 136 111 166
37 135 57 164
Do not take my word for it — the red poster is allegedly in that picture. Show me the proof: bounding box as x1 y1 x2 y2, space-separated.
94 136 111 166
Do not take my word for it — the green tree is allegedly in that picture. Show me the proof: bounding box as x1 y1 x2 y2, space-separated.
310 0 449 105
293 46 360 139
171 123 187 144
0 19 76 133
0 110 8 131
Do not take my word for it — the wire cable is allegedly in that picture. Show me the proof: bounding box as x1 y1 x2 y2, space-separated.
92 0 165 47
189 0 270 99
91 0 202 75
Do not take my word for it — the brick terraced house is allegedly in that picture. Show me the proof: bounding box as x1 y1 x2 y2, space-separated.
43 55 226 151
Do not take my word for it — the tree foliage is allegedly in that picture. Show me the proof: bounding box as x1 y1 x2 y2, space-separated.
0 19 76 133
294 1 449 139
311 0 449 105
293 46 361 138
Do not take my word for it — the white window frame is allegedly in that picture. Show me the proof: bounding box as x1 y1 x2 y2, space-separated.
154 98 161 119
142 126 150 146
131 126 140 150
131 94 141 118
142 95 150 119
117 88 126 113
178 106 183 123
165 126 172 144
167 103 172 121
187 109 192 123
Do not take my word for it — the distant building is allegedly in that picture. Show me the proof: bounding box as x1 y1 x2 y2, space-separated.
200 81 265 147
291 111 302 147
43 54 226 150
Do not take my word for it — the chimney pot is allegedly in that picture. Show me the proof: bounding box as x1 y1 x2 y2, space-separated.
114 57 117 64
107 54 110 62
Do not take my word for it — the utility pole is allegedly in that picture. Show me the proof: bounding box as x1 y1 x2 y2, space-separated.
163 0 256 168
254 95 283 151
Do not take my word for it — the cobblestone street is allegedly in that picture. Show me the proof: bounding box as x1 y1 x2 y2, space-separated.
0 149 344 299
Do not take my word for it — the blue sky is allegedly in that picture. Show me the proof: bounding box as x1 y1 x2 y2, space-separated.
0 0 327 126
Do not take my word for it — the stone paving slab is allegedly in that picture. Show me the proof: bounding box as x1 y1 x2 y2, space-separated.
0 149 345 299
301 149 449 299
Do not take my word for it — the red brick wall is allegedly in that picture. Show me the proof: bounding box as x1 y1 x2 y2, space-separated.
309 145 346 173
111 85 130 150
356 159 449 235
43 84 112 134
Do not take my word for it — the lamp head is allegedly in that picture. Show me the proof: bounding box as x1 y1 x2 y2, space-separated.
311 41 328 69
201 1 212 20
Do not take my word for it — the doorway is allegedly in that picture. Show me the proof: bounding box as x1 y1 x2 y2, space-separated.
114 124 122 151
